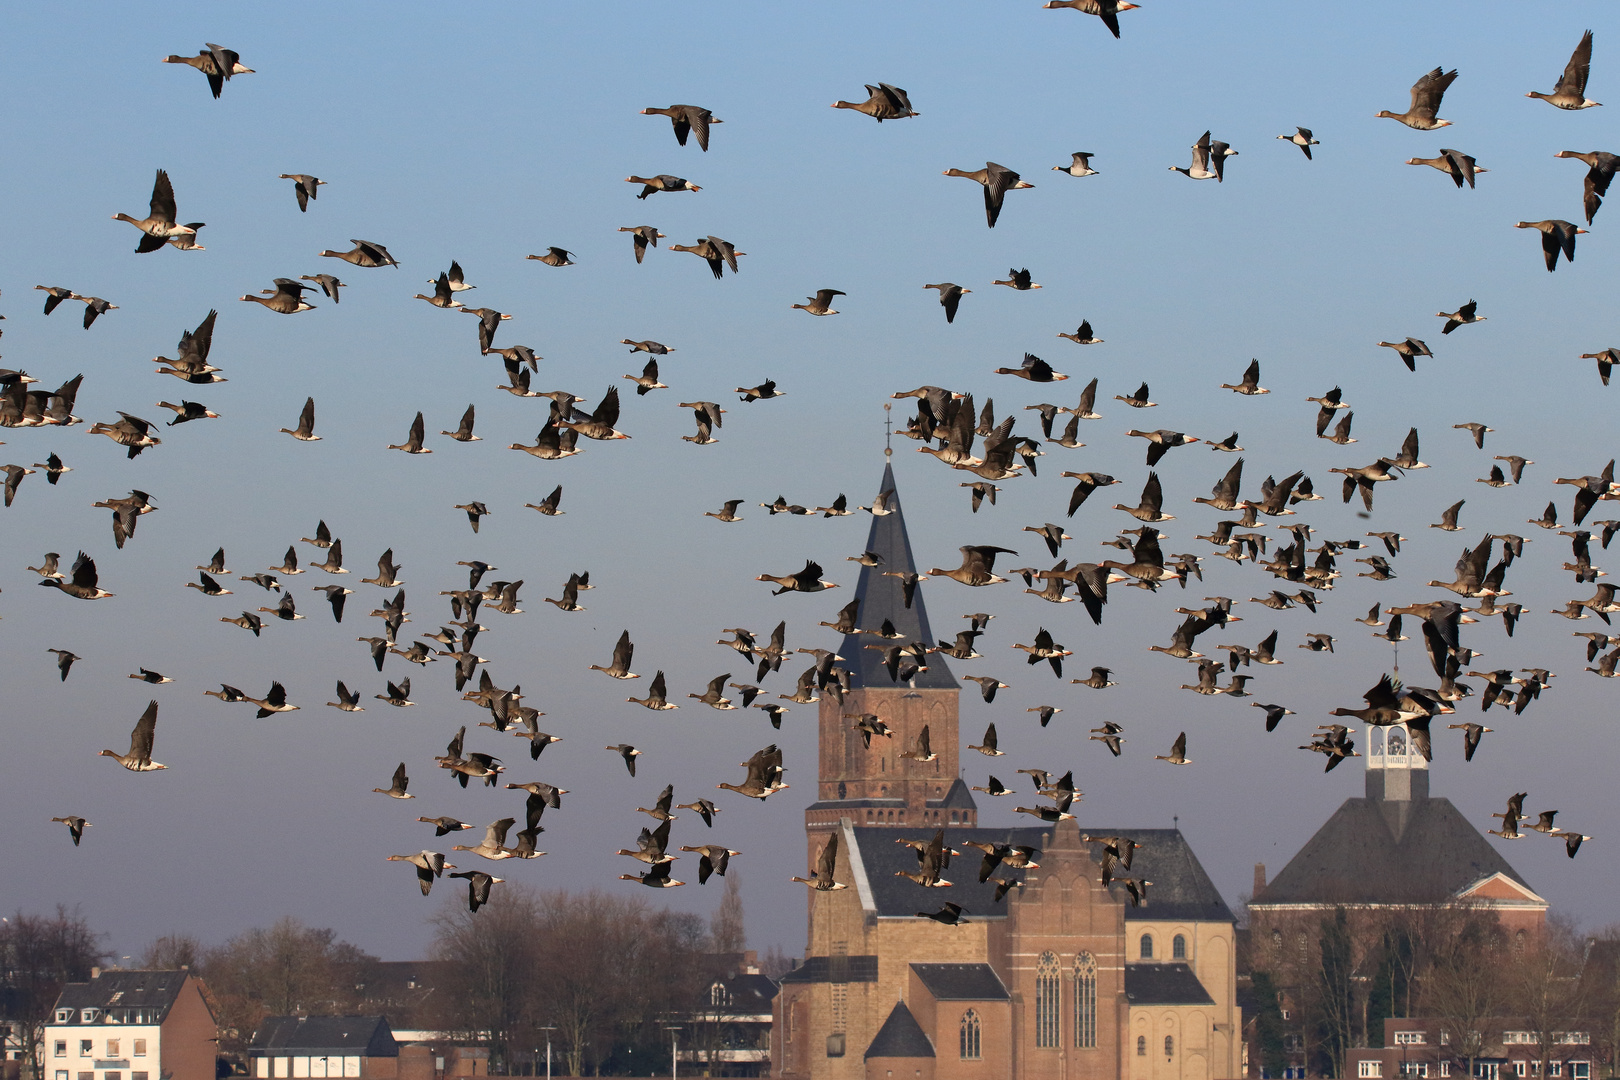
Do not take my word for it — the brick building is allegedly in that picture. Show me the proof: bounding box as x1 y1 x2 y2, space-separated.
247 1017 398 1079
44 970 217 1080
1346 1018 1593 1080
772 465 1243 1080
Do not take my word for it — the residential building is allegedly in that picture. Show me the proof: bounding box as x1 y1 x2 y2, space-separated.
44 970 216 1080
1346 1018 1593 1080
687 954 778 1077
246 1017 398 1079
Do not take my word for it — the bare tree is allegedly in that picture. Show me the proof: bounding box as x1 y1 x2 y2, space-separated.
140 934 202 970
710 871 746 956
0 907 108 1080
202 917 377 1054
1424 917 1509 1079
1510 917 1588 1080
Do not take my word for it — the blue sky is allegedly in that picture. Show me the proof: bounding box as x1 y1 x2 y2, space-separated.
2 2 1618 962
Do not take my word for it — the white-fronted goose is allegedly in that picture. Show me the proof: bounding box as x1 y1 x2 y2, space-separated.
1454 421 1492 448
1581 347 1619 385
527 247 574 267
248 681 299 717
643 104 721 149
447 870 503 911
736 380 782 402
415 272 464 309
525 484 563 516
452 819 517 861
1407 150 1485 188
624 358 668 397
1277 127 1319 158
319 239 399 268
1042 0 1139 37
623 339 674 355
791 834 847 890
1378 67 1459 129
32 453 68 486
51 816 90 846
793 289 844 315
74 295 118 328
89 413 160 458
757 560 837 594
627 174 700 199
924 282 970 323
833 82 917 120
387 850 452 896
1515 219 1587 271
1057 320 1102 344
221 612 263 636
1377 338 1432 372
622 861 683 888
155 400 217 426
300 274 344 303
559 386 630 441
591 630 638 680
127 667 172 685
509 419 582 460
113 170 197 249
1155 731 1191 764
619 226 666 263
39 552 112 600
1529 31 1599 109
993 268 1041 291
1221 359 1268 394
1053 152 1099 176
671 235 743 278
100 701 165 771
279 174 326 212
240 279 316 314
2 464 35 505
47 648 79 682
942 162 1033 228
162 44 252 98
373 763 415 799
388 412 432 454
1555 151 1619 224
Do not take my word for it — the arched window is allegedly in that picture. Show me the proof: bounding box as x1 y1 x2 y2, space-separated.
1035 952 1060 1048
1173 934 1187 960
1271 929 1283 952
1140 934 1154 959
1165 1035 1175 1058
710 982 730 1008
959 1010 981 1060
1073 953 1097 1048
1137 1036 1147 1057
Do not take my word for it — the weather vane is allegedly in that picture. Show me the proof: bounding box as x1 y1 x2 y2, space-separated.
884 403 893 459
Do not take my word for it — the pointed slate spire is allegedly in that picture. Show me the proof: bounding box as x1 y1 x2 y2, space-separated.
837 463 957 689
864 1000 935 1060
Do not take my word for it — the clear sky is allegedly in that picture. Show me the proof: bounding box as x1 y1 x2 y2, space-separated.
3 2 1619 963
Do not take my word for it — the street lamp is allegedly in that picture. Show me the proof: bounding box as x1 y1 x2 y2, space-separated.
663 1027 681 1079
537 1029 554 1080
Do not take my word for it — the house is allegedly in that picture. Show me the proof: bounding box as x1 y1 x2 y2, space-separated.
246 1017 397 1079
686 954 779 1077
44 969 217 1080
772 465 1244 1080
1346 1018 1593 1080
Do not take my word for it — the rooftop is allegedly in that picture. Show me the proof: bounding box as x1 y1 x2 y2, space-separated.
248 1016 398 1057
1124 963 1215 1006
864 1001 934 1060
53 971 191 1023
910 963 1010 1001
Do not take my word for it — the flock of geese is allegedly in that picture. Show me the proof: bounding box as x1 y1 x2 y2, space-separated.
16 15 1611 924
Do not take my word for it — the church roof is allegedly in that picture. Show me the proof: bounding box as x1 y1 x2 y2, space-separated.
910 964 1010 1001
864 1001 935 1059
926 778 978 810
850 825 1234 923
837 463 957 690
1124 964 1215 1006
1253 795 1534 906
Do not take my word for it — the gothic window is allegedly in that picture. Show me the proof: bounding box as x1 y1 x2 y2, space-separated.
1173 934 1187 959
1165 1035 1175 1058
1073 953 1097 1048
1138 1036 1147 1057
710 982 730 1008
1035 951 1060 1048
959 1010 981 1060
1140 934 1154 959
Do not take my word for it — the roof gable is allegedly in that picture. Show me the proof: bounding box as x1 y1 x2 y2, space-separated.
1457 872 1546 904
864 1001 934 1059
911 963 1009 1001
54 972 189 1021
1255 796 1536 906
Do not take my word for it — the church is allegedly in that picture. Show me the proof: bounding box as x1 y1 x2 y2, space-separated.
772 465 1244 1080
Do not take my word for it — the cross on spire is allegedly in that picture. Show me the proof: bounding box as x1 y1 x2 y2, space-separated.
884 403 893 459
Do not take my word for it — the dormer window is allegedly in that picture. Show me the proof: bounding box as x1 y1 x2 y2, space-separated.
79 1011 99 1024
54 1010 71 1024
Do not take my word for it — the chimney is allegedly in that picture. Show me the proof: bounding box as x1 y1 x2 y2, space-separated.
1252 863 1266 898
90 967 100 980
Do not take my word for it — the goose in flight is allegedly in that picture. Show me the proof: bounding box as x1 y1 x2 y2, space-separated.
1377 67 1459 129
1041 0 1139 38
642 104 721 149
831 83 917 121
942 162 1034 228
162 43 252 98
113 169 198 249
279 174 326 212
1528 31 1600 109
1277 127 1319 159
100 701 165 771
1515 219 1587 272
386 851 452 896
791 834 848 890
318 239 399 268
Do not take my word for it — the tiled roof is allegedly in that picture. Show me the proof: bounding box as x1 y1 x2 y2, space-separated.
851 826 1235 923
780 956 879 984
833 464 957 690
54 971 188 1021
864 1001 934 1059
249 1016 397 1056
1124 964 1214 1006
910 964 1010 1001
1253 796 1534 906
925 779 978 811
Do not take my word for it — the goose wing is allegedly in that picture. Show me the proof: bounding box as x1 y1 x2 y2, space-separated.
130 700 159 764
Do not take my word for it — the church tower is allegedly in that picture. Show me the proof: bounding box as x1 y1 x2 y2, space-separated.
803 464 976 861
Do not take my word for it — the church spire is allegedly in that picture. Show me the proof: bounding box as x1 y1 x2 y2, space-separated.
838 464 956 689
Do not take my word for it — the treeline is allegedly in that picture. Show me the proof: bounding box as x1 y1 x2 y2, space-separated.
1249 905 1620 1080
